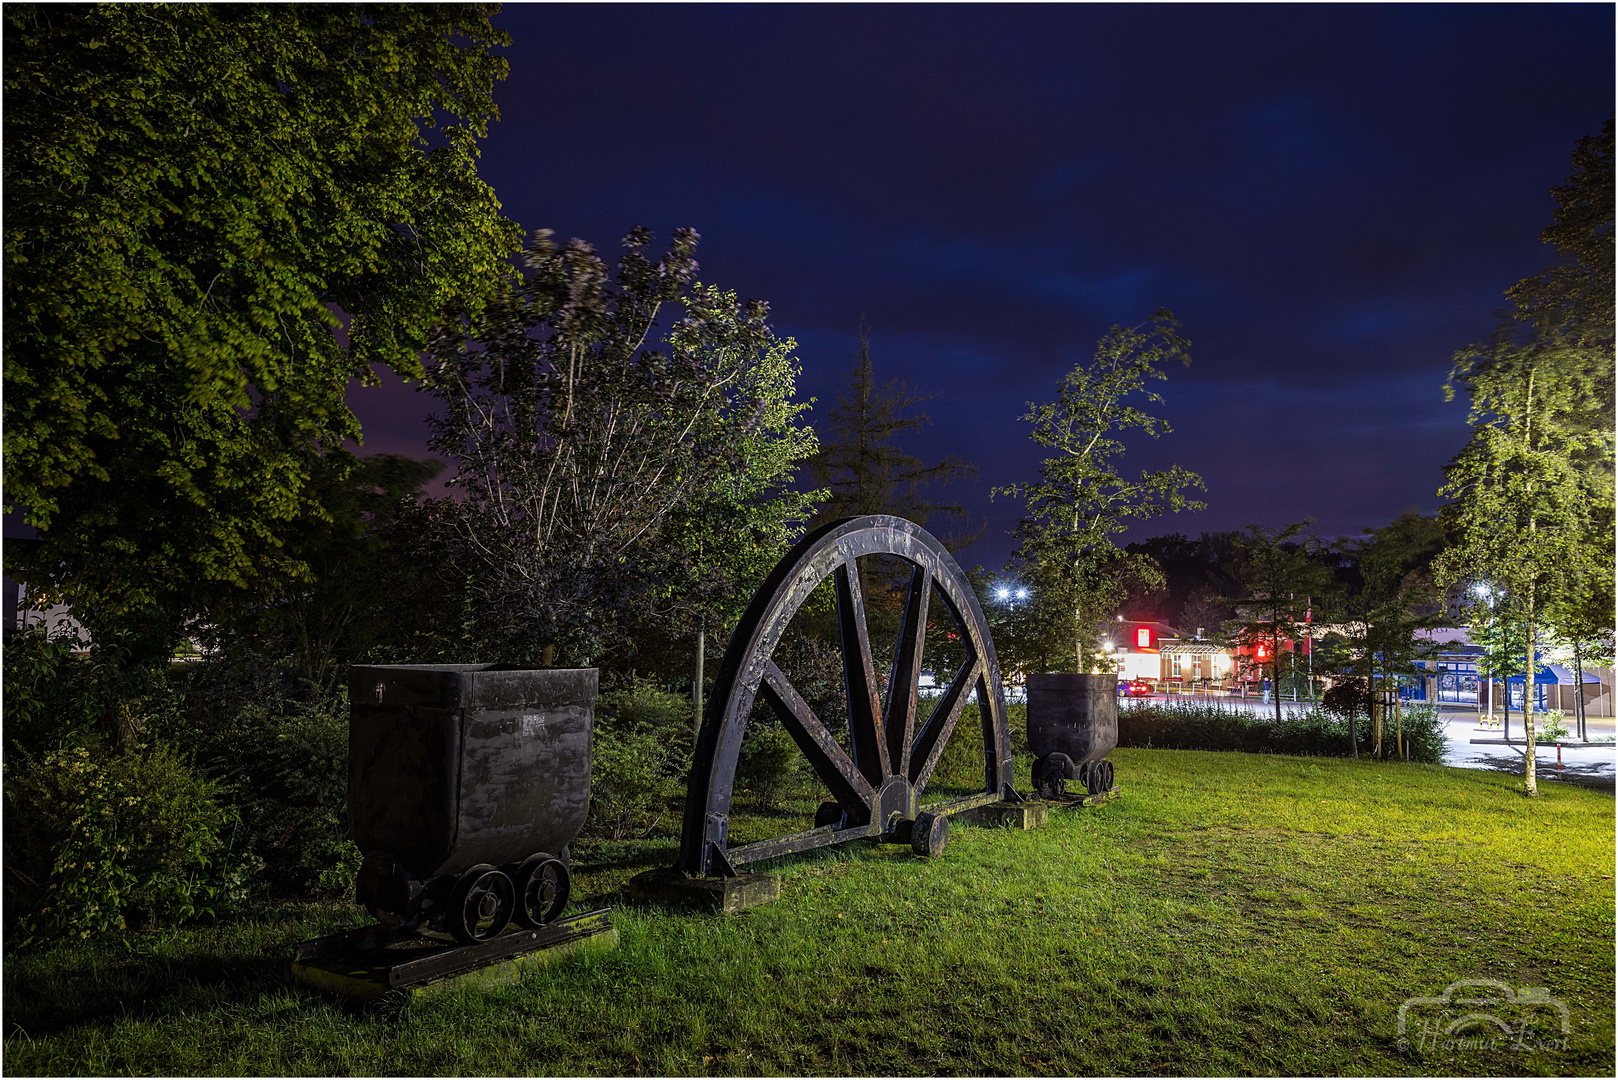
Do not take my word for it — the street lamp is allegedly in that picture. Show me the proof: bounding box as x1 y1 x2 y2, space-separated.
991 583 1029 698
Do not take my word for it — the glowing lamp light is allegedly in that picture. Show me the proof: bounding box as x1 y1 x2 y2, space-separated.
995 586 1010 601
1015 587 1028 600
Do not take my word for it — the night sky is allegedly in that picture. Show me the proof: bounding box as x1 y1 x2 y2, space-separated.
348 3 1614 571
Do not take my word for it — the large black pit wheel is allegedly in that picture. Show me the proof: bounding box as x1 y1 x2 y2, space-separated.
446 864 515 944
678 515 1017 878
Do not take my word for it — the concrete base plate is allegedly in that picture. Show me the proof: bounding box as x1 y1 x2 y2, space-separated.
291 908 617 1001
956 800 1050 830
628 867 780 914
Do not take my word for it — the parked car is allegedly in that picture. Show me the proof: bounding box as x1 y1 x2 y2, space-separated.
1120 679 1153 698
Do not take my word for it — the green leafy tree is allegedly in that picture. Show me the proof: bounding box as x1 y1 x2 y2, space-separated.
3 4 521 660
205 454 446 687
1466 588 1528 728
1436 121 1614 795
1316 513 1445 747
1544 515 1614 742
1505 119 1614 348
993 310 1205 673
1436 333 1600 795
420 227 819 667
1224 522 1336 724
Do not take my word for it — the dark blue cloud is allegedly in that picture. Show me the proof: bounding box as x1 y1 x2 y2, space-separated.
346 2 1612 567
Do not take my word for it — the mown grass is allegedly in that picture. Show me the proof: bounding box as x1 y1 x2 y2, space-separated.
4 749 1613 1076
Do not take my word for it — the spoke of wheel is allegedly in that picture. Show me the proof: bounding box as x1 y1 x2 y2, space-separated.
835 559 889 785
760 661 877 813
909 653 982 790
974 671 1005 797
883 563 930 779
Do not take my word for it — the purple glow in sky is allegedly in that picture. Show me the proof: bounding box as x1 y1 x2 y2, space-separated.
347 4 1613 569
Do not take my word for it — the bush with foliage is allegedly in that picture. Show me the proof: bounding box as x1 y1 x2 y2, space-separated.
4 743 244 943
1535 709 1572 743
1118 700 1446 764
735 721 805 810
145 654 359 898
587 680 693 840
927 702 1029 788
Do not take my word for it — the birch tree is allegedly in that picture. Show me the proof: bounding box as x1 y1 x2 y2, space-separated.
1436 120 1613 794
1436 334 1599 795
993 310 1205 672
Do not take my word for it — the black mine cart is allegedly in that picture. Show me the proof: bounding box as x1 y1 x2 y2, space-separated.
1027 672 1119 801
292 664 614 999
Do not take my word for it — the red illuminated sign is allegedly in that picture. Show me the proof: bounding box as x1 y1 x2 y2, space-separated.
1136 627 1151 649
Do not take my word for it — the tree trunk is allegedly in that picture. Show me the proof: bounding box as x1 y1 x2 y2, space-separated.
693 621 706 743
1522 601 1538 797
1273 635 1282 725
1573 638 1586 741
1502 669 1511 741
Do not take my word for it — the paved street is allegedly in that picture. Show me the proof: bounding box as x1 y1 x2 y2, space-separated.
1438 707 1615 792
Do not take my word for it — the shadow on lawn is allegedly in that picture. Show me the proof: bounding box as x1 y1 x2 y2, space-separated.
4 946 304 1039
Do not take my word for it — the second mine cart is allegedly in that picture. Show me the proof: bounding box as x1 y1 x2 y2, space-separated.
1026 672 1118 798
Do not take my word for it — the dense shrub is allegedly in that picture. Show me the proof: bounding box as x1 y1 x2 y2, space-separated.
1118 700 1446 764
588 680 693 840
1 623 169 756
928 702 1029 788
1536 709 1571 743
4 743 244 943
3 626 97 756
145 658 359 898
736 721 804 809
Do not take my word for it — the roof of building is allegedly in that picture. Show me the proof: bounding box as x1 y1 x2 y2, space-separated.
1157 641 1226 655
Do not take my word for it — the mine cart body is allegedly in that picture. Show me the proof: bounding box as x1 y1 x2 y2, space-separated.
1027 672 1118 764
348 664 597 886
1027 673 1118 798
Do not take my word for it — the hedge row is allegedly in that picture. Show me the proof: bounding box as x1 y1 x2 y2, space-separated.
1116 700 1447 764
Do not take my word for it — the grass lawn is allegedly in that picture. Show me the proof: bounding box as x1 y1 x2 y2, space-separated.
5 748 1613 1076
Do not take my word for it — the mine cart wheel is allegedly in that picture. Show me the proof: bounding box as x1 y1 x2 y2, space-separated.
678 515 1015 878
447 864 515 945
1032 753 1070 799
512 854 571 927
1094 759 1115 794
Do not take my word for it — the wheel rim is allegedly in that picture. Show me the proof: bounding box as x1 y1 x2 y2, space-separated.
523 859 570 925
449 866 514 943
678 515 1013 877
